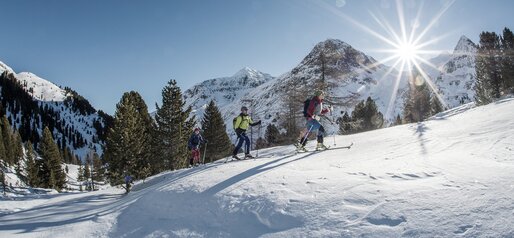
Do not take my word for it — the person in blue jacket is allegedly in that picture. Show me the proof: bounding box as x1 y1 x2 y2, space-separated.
188 128 206 166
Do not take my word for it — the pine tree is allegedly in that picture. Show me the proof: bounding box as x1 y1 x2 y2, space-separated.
77 163 84 191
39 127 66 191
404 74 432 123
0 125 7 166
155 80 195 169
349 97 384 133
475 31 502 105
430 95 444 116
394 114 402 126
255 137 267 150
201 100 232 163
24 141 39 187
12 130 24 178
92 152 104 185
83 157 91 191
1 116 14 165
104 91 154 185
265 124 281 146
364 97 384 130
338 112 351 134
501 27 514 94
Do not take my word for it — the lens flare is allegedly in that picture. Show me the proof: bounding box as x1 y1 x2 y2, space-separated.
313 0 456 119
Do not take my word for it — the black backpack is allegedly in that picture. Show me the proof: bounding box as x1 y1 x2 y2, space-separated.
233 116 239 130
303 98 311 118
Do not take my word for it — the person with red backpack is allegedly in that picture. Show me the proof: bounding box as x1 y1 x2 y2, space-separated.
295 90 332 152
188 128 206 167
232 106 261 160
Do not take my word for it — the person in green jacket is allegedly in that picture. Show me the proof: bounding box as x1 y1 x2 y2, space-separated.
233 106 261 159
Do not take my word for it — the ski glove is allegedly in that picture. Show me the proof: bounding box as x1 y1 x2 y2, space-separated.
313 115 320 121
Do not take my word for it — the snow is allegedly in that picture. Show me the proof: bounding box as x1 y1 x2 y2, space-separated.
15 72 67 102
1 98 514 237
0 61 15 74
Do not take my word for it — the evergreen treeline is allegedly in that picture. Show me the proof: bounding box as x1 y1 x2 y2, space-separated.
475 27 514 105
338 97 384 134
0 113 70 192
103 81 235 186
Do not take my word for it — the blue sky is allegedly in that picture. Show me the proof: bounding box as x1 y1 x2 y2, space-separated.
1 0 513 114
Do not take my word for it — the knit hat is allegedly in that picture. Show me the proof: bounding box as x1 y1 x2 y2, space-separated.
241 106 248 111
314 90 324 97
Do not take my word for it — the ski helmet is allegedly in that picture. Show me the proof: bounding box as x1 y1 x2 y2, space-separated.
194 128 200 132
241 106 248 111
314 90 324 97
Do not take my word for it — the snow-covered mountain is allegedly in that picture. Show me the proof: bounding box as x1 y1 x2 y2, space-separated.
2 97 513 237
184 67 274 126
0 60 112 160
431 35 478 108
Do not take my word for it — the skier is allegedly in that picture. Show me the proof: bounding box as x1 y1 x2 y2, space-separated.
233 106 262 159
124 174 133 194
188 128 206 167
295 90 332 151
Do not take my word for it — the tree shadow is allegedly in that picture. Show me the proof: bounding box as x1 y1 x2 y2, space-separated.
412 123 429 155
109 152 312 237
0 193 126 234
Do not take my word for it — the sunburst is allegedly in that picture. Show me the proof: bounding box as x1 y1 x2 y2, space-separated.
314 0 457 120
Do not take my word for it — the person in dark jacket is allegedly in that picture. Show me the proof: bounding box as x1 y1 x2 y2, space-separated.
296 90 331 151
188 128 206 166
232 106 261 159
124 174 133 194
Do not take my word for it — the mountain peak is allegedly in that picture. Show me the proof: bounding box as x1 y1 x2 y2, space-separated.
313 39 353 53
232 67 259 78
0 61 14 75
453 35 477 54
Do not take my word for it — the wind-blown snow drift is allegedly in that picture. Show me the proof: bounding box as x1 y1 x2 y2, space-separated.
1 98 514 237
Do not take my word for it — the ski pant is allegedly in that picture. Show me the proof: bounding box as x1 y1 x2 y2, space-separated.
190 148 200 165
301 118 325 144
233 131 250 155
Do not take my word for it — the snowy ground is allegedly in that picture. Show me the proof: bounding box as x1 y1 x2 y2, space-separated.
1 99 514 237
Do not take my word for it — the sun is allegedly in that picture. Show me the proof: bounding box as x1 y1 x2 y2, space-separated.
395 41 419 62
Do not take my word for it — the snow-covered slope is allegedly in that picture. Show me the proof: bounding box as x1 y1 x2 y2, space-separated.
2 98 513 237
15 72 67 101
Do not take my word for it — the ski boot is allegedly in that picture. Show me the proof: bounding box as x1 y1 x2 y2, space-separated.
295 144 308 153
244 153 254 159
316 143 329 151
232 154 241 160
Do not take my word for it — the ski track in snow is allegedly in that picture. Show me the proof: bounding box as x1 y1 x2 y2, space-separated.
1 99 514 237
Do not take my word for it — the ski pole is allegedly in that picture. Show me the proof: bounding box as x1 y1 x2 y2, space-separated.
301 124 314 146
333 130 336 147
256 123 261 158
202 142 207 165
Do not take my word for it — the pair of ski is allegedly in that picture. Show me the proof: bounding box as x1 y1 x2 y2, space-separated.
223 155 257 163
295 142 354 154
